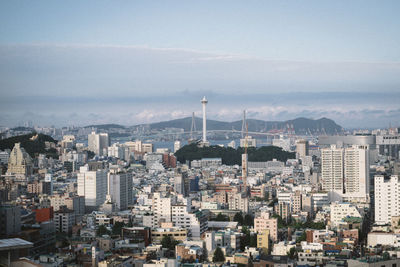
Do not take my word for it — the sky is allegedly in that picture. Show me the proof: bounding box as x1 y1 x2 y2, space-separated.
0 1 400 128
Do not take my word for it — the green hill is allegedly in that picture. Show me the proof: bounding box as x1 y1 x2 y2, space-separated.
175 143 295 165
0 133 57 158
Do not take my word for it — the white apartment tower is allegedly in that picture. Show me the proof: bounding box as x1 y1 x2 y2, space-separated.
321 145 369 202
152 192 172 226
321 145 344 193
77 165 108 210
375 175 400 225
88 132 110 156
343 145 369 200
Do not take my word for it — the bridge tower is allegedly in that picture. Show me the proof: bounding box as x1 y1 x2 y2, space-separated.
188 112 197 144
241 110 247 138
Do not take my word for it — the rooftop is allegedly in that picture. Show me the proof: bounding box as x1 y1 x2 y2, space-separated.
0 238 33 251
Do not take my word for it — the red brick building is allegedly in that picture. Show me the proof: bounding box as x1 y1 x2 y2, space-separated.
34 207 54 223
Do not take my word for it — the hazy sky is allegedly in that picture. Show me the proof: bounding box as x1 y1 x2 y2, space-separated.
0 1 400 128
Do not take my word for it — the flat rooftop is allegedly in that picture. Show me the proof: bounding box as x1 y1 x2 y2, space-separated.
0 238 33 251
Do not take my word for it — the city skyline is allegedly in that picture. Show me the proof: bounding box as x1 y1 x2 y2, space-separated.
2 2 400 265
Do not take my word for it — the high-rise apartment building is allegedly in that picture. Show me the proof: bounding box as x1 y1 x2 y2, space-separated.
296 139 309 159
77 165 108 210
375 175 400 225
321 145 369 202
108 171 133 210
174 174 185 196
343 145 369 201
321 145 344 193
152 192 172 227
88 132 110 156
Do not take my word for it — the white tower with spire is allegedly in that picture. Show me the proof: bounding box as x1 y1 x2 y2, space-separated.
201 96 209 146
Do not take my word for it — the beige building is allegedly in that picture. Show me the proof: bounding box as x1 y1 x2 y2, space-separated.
227 192 249 213
296 139 309 159
151 227 187 243
257 229 270 253
50 194 85 223
292 191 302 214
254 212 278 242
7 143 33 177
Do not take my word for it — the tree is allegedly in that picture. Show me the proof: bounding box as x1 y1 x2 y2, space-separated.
96 225 110 236
287 247 297 260
250 234 257 247
268 198 278 207
87 150 95 159
161 235 180 251
272 214 287 228
239 225 257 249
233 212 244 225
213 247 225 262
174 143 295 165
112 221 125 235
296 231 306 243
244 214 254 227
215 213 229 221
161 235 172 250
383 252 390 260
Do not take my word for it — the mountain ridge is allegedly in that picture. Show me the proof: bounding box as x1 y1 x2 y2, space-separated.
133 117 343 135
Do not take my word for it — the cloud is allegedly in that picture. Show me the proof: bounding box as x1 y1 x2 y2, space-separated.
1 43 400 98
1 44 400 128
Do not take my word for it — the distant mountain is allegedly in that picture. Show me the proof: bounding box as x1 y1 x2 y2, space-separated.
0 133 57 158
84 124 126 130
134 117 342 135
